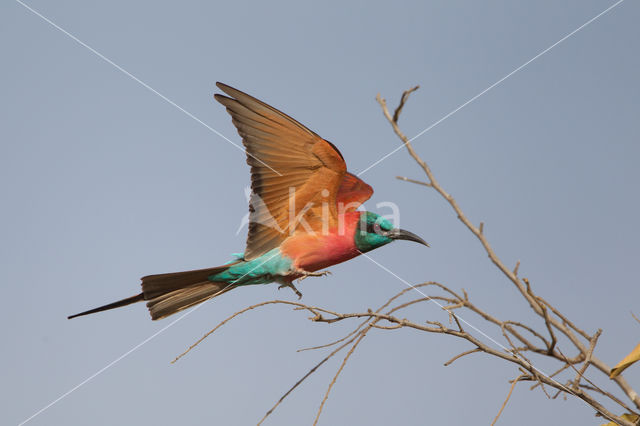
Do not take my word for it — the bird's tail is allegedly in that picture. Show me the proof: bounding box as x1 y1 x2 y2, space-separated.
67 293 145 319
68 264 238 321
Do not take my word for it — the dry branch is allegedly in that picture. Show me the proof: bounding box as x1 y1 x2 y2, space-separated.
492 374 527 426
374 87 640 425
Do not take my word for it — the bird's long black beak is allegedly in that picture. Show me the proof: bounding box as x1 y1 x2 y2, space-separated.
388 229 429 247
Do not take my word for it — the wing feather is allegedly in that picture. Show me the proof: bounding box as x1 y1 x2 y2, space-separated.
215 83 347 259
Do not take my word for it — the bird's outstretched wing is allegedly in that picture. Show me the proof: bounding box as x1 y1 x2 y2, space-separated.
215 83 351 260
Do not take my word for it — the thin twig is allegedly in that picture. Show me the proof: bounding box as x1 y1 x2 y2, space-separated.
172 300 302 363
491 375 525 426
297 317 370 352
313 326 371 425
392 85 419 123
573 329 602 389
513 261 520 277
258 326 365 425
444 348 481 366
370 323 404 330
538 300 558 354
396 175 432 187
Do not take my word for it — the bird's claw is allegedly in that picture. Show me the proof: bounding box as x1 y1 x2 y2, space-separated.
278 282 303 299
297 270 332 281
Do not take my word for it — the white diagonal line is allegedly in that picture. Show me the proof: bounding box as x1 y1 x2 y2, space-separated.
17 308 200 426
15 0 282 177
357 0 625 176
18 251 282 425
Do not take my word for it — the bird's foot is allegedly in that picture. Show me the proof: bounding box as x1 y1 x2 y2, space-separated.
296 269 332 281
278 282 303 299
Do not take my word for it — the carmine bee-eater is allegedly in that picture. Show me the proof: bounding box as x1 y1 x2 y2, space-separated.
69 83 428 321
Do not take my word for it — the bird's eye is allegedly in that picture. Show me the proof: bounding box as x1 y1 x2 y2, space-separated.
366 222 380 235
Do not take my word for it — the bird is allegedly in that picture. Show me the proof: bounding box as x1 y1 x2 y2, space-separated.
68 82 428 321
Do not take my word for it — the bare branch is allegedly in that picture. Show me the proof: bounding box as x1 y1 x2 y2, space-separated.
444 348 481 366
392 85 419 123
297 317 370 352
513 260 520 277
396 175 432 187
492 375 526 426
370 322 404 330
258 320 368 425
537 299 558 354
172 300 305 363
375 87 640 422
314 326 371 425
573 329 602 389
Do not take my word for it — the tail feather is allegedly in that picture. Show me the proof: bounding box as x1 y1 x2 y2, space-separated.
67 293 144 319
141 264 236 299
68 263 239 320
146 282 235 320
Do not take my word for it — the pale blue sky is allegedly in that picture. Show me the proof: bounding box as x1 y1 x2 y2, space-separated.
2 1 639 425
